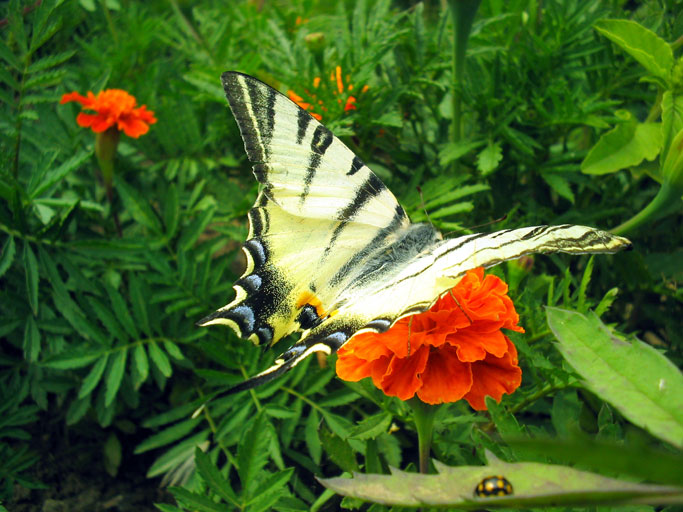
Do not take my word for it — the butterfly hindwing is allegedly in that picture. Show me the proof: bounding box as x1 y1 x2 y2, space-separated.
200 72 632 393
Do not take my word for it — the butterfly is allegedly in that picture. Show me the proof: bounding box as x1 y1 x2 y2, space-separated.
198 71 631 394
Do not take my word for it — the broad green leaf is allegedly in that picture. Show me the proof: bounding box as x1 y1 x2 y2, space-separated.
476 141 503 176
237 413 272 493
581 114 662 175
148 342 172 377
194 448 239 506
0 235 15 279
104 348 127 406
594 19 673 86
319 456 683 508
348 413 392 441
23 315 41 362
23 242 39 315
547 307 683 448
661 128 683 188
135 417 202 454
78 353 109 398
114 176 162 233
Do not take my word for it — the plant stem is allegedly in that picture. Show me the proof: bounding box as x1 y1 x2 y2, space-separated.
611 182 681 236
409 397 438 474
448 0 481 153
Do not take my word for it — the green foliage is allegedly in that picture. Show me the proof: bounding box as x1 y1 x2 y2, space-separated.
0 0 680 510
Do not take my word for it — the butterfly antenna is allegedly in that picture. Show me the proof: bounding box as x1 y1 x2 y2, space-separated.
416 186 434 227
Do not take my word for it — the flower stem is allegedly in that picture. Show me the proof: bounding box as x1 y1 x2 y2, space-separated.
409 397 438 474
611 182 681 236
448 0 481 154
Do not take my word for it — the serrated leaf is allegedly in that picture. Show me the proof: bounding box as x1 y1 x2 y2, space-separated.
42 351 100 369
129 275 151 337
147 430 210 478
594 19 673 86
87 296 129 343
439 140 485 166
194 448 239 506
104 284 139 340
0 236 15 279
23 242 39 315
547 307 683 448
29 150 92 198
247 469 294 512
476 141 503 176
169 486 233 512
348 413 391 441
78 353 109 398
104 349 127 406
319 426 358 473
237 413 272 493
662 91 683 158
178 204 216 251
148 342 172 377
581 115 662 175
164 183 180 238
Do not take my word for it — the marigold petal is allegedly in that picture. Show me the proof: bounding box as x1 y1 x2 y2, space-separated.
417 346 473 404
60 91 91 106
464 337 522 410
76 112 114 133
380 346 429 400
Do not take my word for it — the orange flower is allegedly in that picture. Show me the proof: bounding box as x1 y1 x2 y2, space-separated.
336 268 524 409
61 89 156 138
287 66 368 121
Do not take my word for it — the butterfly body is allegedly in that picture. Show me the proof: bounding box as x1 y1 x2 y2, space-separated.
199 72 632 393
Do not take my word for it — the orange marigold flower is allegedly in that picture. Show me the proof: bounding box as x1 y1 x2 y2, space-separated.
336 268 524 409
60 89 157 138
287 90 322 120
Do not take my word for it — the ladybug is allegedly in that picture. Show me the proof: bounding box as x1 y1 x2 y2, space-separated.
474 475 513 497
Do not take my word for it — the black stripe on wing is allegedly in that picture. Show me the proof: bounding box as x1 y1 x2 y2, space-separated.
300 125 334 204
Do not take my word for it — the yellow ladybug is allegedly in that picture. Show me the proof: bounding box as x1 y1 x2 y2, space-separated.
474 475 513 497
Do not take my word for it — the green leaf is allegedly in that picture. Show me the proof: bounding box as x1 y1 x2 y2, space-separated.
114 176 162 233
105 284 139 340
78 353 109 398
169 487 233 512
237 413 272 494
0 235 15 279
662 91 683 159
104 348 127 406
581 113 662 175
247 468 294 512
547 307 683 448
319 426 358 473
178 204 216 251
319 456 683 508
42 351 100 370
348 413 392 441
305 408 322 465
132 343 149 386
87 296 129 343
103 433 122 477
541 173 575 203
23 315 41 362
23 242 39 316
594 19 673 87
135 417 202 454
29 150 92 199
147 431 210 478
128 275 151 337
439 139 485 166
163 183 180 238
194 448 239 506
476 141 503 176
148 342 172 377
